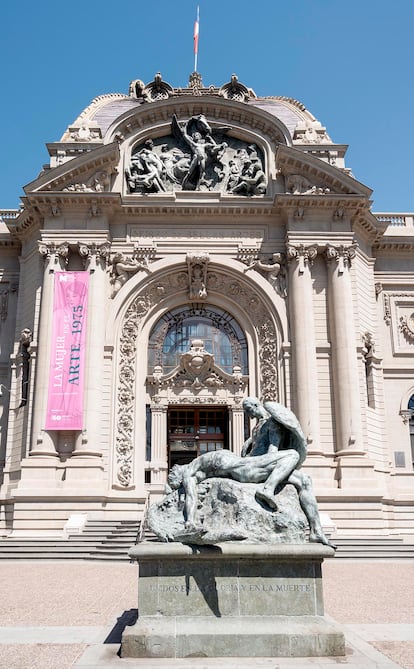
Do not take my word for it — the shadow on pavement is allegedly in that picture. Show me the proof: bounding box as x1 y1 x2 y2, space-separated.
104 608 138 644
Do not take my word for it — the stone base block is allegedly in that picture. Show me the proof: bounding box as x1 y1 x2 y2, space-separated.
123 541 345 659
122 614 345 658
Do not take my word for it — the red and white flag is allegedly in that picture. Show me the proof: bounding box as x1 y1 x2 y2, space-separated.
194 6 200 55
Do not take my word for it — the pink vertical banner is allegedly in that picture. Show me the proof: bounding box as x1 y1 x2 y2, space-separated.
45 272 89 430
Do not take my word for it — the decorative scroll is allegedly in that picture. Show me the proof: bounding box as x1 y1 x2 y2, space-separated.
45 272 89 430
324 243 357 273
287 244 318 274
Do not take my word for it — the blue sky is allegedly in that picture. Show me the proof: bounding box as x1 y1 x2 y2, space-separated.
1 0 412 212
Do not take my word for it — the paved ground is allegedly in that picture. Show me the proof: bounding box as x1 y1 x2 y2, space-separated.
0 559 413 668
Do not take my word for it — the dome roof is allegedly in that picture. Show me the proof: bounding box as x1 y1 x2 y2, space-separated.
59 73 333 147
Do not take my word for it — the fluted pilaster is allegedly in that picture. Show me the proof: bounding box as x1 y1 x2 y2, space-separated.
150 404 168 484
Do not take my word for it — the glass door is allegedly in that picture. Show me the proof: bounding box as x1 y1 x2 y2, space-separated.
168 407 228 468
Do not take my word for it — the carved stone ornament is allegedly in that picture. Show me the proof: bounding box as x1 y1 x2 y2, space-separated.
189 71 203 95
285 174 331 195
69 124 101 142
129 72 173 102
243 253 287 297
324 243 357 273
219 74 252 102
375 282 383 297
399 314 414 342
148 339 247 393
383 293 391 325
361 331 375 361
115 271 278 488
286 244 318 274
400 409 413 425
78 242 111 269
38 241 70 265
63 170 110 193
110 251 152 296
187 253 209 299
126 114 267 196
293 121 332 145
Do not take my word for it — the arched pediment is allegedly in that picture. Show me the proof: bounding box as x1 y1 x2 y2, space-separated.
104 96 292 149
105 97 294 198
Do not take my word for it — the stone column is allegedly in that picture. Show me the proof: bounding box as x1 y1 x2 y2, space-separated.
325 243 364 455
150 404 168 485
231 404 245 455
72 242 110 457
286 243 321 452
30 242 69 456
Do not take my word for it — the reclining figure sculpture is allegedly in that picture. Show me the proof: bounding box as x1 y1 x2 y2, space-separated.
165 397 335 548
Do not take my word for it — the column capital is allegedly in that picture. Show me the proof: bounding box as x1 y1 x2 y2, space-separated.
286 243 318 274
38 241 70 267
78 241 111 270
324 243 357 273
150 403 168 414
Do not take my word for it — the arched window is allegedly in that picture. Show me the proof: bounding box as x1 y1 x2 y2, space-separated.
148 305 248 375
409 395 414 466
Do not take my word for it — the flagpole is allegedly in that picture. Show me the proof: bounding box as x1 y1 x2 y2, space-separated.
194 5 200 72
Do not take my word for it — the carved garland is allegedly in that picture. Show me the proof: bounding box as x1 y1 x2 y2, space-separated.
115 270 279 487
399 314 414 342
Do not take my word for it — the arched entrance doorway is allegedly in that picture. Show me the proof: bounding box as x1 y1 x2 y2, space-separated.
147 304 249 470
111 258 284 492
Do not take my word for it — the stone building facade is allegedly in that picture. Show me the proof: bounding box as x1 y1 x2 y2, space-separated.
0 73 413 537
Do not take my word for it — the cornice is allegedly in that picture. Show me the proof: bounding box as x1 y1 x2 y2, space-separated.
374 239 414 253
24 142 120 194
5 205 41 239
375 273 414 286
14 191 377 222
276 144 372 197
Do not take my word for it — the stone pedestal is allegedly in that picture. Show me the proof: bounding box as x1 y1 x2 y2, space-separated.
122 542 345 659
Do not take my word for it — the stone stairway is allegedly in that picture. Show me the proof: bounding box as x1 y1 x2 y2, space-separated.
333 535 414 559
1 526 414 560
0 520 141 561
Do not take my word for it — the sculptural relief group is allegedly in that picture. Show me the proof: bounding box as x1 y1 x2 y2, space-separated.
126 114 267 195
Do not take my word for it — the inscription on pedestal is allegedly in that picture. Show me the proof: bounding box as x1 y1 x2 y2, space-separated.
149 582 312 594
124 543 345 659
139 568 320 618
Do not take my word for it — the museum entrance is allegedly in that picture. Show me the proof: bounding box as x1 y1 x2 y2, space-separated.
168 406 228 468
